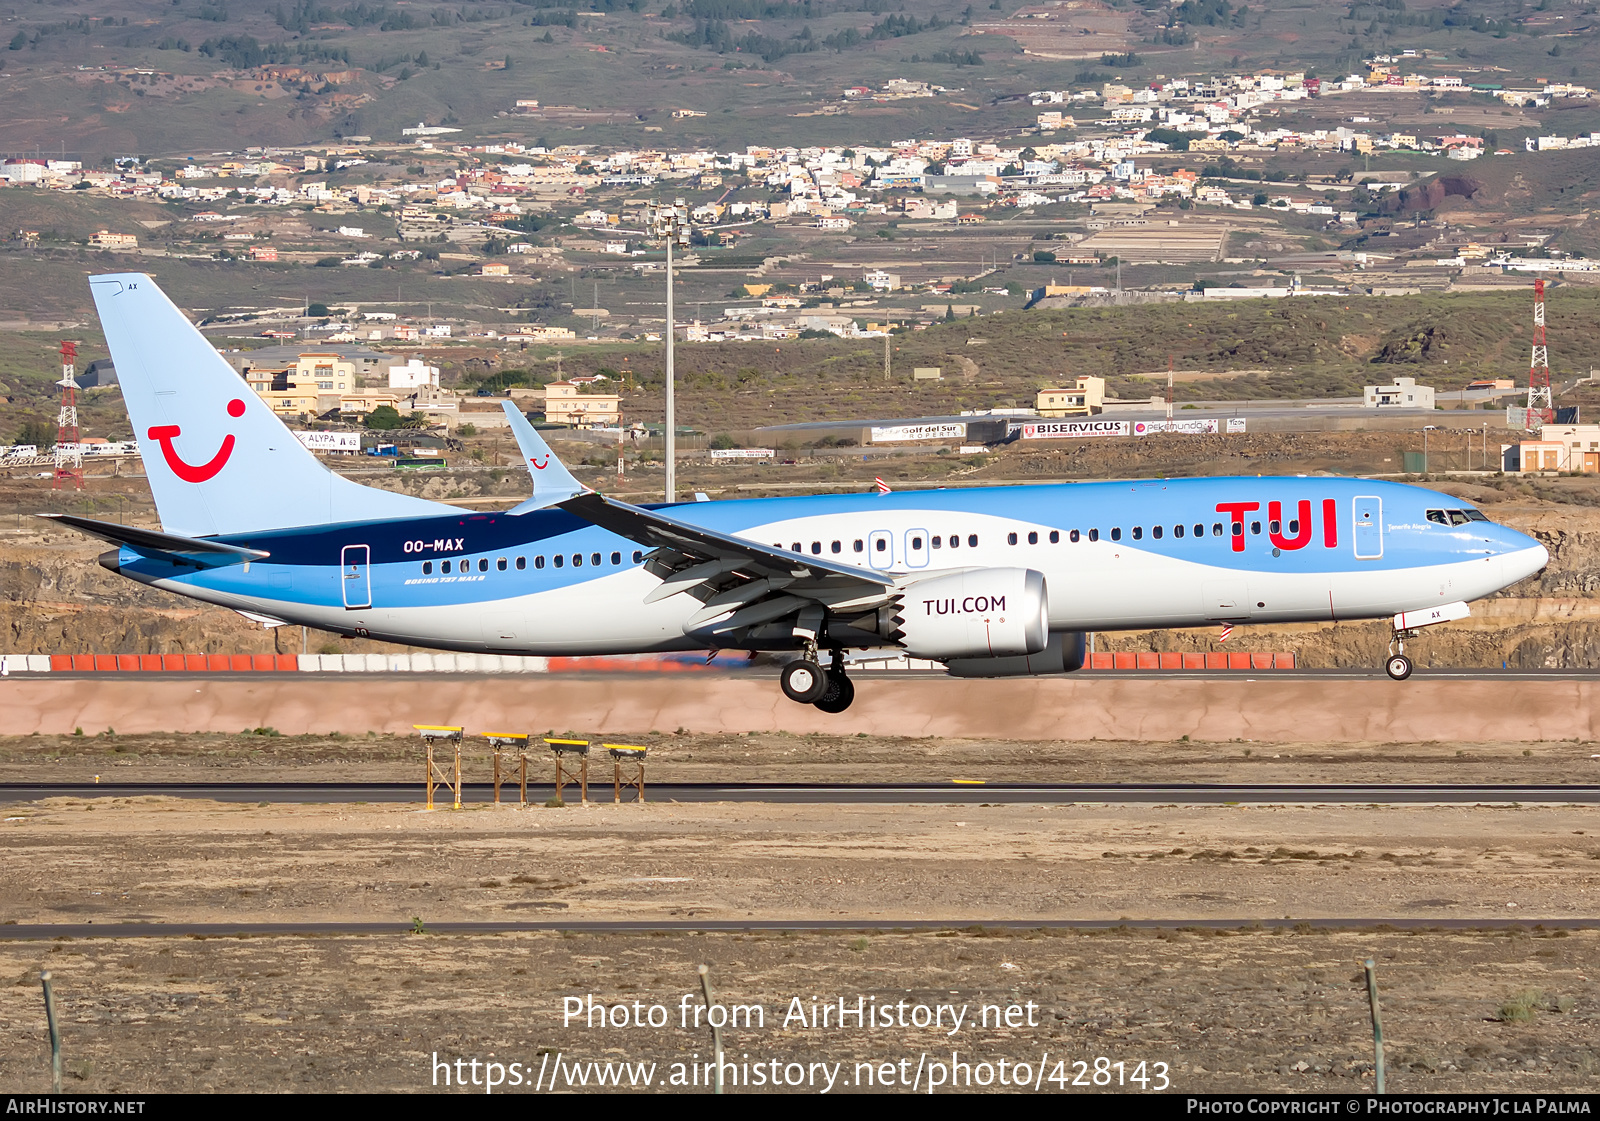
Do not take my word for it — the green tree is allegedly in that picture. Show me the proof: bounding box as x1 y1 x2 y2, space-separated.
366 405 404 429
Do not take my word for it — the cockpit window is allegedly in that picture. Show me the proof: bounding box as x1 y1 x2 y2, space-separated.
1427 507 1490 526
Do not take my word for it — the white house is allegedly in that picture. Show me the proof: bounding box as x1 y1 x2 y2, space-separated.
1363 376 1436 409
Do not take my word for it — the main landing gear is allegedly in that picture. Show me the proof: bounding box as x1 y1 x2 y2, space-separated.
1385 629 1416 681
779 648 855 712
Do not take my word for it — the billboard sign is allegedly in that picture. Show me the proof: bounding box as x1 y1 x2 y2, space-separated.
1016 420 1130 440
869 423 967 443
1134 419 1220 436
709 448 776 459
294 430 362 453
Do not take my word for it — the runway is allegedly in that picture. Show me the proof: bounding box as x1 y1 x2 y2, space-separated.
2 917 1596 940
4 782 1597 804
8 672 1600 740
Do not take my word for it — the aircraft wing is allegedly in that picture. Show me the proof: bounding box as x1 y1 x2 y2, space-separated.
557 492 895 641
40 513 269 564
501 401 587 513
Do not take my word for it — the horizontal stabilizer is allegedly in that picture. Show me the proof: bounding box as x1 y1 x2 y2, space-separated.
39 513 268 564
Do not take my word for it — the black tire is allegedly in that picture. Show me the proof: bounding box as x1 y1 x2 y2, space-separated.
813 671 855 714
781 660 828 704
1385 654 1413 681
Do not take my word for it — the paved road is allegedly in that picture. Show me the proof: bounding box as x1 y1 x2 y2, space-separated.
3 782 1596 805
1 917 1596 940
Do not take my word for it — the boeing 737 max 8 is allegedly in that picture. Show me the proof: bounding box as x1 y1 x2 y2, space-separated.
46 274 1549 712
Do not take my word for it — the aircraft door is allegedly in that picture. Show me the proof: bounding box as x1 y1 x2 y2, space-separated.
341 544 371 609
868 529 894 571
905 528 929 569
1352 497 1383 560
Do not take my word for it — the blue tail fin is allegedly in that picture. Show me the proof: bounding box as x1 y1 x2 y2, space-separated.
502 399 587 513
89 273 453 536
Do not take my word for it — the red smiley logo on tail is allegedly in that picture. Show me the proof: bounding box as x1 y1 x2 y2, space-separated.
530 455 549 470
147 399 245 483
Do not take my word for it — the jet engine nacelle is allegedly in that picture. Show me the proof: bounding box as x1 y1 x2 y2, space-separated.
945 630 1086 677
893 567 1048 660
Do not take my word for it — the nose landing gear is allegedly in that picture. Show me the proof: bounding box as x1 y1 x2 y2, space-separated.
1385 629 1416 681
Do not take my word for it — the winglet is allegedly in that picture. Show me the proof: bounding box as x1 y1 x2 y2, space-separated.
502 400 586 514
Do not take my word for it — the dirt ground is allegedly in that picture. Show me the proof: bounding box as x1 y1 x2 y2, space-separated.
2 737 1598 1094
0 896 1597 1093
3 729 1599 785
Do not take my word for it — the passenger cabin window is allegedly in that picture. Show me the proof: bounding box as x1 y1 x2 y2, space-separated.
911 536 923 550
1289 519 1299 535
1028 531 1039 545
1131 526 1143 541
1007 532 1018 545
791 542 801 553
1196 524 1206 537
1049 530 1059 544
831 541 842 554
1250 521 1261 535
422 561 432 575
572 554 583 567
932 536 943 549
516 557 526 570
1152 525 1163 540
1269 520 1281 535
611 551 622 565
875 538 887 552
497 558 507 571
949 535 960 549
1088 529 1099 542
1212 523 1224 537
478 558 489 572
967 534 978 548
1069 530 1080 543
1110 527 1122 542
553 555 564 568
442 560 452 574
811 542 822 555
591 552 602 567
854 539 865 553
633 551 644 563
1174 525 1184 538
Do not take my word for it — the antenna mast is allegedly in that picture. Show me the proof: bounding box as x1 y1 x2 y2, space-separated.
52 340 82 491
1526 278 1553 431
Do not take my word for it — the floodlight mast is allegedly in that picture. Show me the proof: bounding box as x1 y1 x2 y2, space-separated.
648 199 690 503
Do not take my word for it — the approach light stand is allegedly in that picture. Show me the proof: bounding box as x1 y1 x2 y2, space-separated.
647 199 691 504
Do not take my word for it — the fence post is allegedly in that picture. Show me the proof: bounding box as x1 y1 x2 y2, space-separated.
698 964 723 1095
40 970 60 1093
1364 958 1385 1095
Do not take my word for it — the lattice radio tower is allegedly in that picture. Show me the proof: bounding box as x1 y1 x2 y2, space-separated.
1526 278 1554 431
52 340 82 491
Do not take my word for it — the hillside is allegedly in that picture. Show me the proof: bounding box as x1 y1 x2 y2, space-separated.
0 0 1597 155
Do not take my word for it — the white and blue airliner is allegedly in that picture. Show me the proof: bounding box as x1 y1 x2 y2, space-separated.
48 274 1548 712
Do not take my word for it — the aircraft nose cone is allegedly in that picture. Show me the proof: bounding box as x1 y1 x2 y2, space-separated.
1499 535 1548 587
